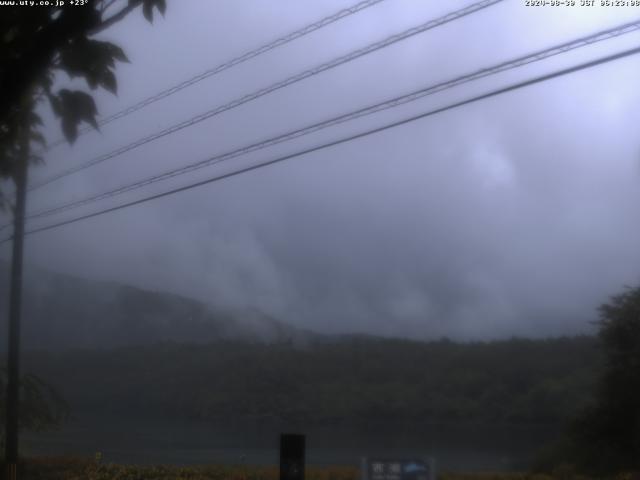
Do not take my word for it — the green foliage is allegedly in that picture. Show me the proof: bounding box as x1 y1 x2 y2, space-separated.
141 0 167 22
24 336 600 428
58 38 129 93
0 0 167 207
568 286 640 474
50 89 99 144
0 366 69 454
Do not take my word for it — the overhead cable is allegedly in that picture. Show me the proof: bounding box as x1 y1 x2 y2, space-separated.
4 43 638 244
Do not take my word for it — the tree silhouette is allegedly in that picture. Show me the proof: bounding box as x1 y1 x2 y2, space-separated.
0 0 166 207
571 285 640 473
0 367 69 454
1 1 167 471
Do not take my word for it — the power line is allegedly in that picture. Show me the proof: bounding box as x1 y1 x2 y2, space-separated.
29 0 504 191
44 0 390 150
17 17 640 226
4 43 639 245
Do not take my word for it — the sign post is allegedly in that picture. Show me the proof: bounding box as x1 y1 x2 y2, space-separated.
362 457 435 480
280 434 305 480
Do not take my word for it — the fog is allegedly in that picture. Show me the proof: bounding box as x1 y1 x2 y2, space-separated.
2 0 640 340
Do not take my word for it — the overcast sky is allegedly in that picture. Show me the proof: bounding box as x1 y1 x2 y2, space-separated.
2 0 640 340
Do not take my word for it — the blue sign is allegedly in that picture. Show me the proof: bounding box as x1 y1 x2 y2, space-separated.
366 458 431 480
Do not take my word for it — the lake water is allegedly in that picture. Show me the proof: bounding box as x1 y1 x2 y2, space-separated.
22 414 559 472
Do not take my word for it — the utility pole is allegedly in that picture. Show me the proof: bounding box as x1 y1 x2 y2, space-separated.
4 125 29 480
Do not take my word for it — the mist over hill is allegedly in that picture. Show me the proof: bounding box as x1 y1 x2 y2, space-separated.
0 261 314 350
0 262 605 431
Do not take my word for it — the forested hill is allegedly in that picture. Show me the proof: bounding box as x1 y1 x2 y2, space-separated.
0 261 312 349
23 335 601 427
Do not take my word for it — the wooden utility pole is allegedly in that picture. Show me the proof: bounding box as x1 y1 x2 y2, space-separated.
4 127 29 480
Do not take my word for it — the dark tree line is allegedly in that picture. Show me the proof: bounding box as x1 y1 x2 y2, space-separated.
23 336 601 426
568 286 640 473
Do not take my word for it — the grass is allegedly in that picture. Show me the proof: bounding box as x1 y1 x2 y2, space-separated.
11 457 638 480
18 457 358 480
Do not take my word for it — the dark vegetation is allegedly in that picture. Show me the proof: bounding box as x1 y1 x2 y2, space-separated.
537 286 640 474
0 367 68 454
0 0 167 209
3 263 640 475
22 336 600 427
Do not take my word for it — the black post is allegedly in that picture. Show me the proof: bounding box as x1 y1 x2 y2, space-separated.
4 134 28 480
280 434 305 480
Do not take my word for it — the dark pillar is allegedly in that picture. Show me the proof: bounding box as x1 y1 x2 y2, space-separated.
4 136 28 480
280 433 305 480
